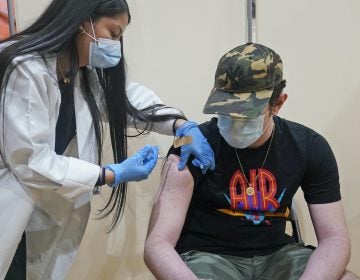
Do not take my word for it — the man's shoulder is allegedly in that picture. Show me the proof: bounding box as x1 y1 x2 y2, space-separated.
275 116 320 137
275 116 330 154
197 117 223 145
167 118 219 157
198 117 219 135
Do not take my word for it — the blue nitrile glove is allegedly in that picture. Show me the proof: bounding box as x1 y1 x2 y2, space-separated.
176 121 215 174
104 145 159 187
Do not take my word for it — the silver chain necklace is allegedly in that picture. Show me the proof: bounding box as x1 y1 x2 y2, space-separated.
234 125 275 196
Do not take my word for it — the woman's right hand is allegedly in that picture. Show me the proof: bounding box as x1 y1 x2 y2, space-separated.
104 145 159 187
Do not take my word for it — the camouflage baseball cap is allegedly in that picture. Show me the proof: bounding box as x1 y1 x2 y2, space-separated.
203 43 283 118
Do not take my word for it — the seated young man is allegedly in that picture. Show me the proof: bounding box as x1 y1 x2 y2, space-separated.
144 43 357 280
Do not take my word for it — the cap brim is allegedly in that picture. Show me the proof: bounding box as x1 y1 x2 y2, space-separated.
203 88 272 118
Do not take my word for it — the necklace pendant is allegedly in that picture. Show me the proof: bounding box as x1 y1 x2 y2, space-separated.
63 77 71 85
246 186 255 196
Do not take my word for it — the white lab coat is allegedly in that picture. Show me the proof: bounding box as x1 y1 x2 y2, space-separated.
0 53 177 280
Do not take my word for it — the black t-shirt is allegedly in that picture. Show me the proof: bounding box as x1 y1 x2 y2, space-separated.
169 116 341 257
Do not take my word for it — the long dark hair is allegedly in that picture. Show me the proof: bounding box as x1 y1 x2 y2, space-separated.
0 0 186 231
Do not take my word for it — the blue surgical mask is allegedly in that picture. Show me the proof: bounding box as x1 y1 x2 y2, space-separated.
89 38 122 68
217 114 270 148
83 18 122 68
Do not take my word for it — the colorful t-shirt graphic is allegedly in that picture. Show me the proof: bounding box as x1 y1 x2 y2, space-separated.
220 168 286 225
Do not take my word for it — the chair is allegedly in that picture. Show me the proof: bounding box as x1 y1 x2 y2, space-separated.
290 202 303 243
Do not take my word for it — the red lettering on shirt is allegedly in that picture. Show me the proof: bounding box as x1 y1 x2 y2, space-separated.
229 168 279 211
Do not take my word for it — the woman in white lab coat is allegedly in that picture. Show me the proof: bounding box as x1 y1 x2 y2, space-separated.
0 0 215 279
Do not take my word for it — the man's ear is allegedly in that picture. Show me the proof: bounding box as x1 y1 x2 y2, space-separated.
271 93 288 115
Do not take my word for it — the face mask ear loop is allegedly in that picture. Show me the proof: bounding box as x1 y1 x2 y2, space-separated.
89 17 98 44
80 19 97 41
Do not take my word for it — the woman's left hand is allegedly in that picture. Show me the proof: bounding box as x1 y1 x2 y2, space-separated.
175 121 215 174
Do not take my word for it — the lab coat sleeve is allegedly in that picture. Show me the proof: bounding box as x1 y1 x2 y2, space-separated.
126 82 183 136
1 59 100 192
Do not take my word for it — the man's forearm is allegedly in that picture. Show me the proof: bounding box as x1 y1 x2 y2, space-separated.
300 236 350 280
144 240 198 280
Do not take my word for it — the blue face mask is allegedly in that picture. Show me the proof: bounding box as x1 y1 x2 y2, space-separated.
217 114 270 148
89 38 122 68
83 18 122 68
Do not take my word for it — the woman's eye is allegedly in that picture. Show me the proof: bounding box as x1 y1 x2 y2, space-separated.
111 31 121 39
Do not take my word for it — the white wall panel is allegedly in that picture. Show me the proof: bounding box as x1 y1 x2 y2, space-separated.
16 0 51 30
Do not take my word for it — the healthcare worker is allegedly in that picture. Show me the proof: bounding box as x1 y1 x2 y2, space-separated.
0 0 215 279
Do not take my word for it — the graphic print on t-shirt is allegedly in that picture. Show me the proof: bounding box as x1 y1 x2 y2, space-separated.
218 168 286 225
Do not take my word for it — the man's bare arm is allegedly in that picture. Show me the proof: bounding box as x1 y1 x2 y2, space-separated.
301 200 351 280
144 154 198 280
